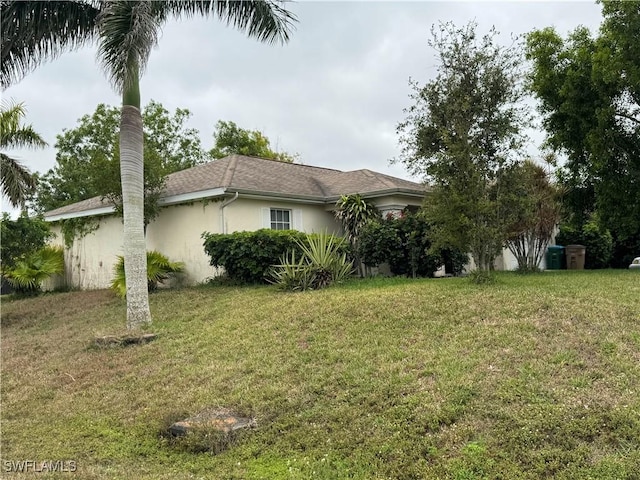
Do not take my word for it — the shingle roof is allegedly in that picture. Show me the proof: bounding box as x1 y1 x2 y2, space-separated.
44 155 426 218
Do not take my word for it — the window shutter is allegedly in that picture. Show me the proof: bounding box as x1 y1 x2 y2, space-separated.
261 208 271 229
292 209 303 231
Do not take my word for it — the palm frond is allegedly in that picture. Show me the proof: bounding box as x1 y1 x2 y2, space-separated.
165 0 297 45
97 1 164 94
4 245 64 293
0 100 45 207
111 250 184 298
0 101 48 149
1 1 101 88
1 153 36 207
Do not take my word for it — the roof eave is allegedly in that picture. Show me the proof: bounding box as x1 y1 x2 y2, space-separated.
45 187 228 221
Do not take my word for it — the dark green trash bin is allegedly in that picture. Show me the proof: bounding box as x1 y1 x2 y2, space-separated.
546 245 565 270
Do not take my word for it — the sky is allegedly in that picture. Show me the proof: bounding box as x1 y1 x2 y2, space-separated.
2 1 605 215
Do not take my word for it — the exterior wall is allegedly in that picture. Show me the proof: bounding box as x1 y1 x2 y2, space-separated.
224 198 341 235
50 198 343 290
49 216 125 290
146 201 222 285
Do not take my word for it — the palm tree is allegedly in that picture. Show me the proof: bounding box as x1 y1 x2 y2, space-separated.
1 1 296 329
0 101 46 208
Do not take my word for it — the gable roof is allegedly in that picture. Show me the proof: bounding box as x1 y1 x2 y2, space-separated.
44 155 426 220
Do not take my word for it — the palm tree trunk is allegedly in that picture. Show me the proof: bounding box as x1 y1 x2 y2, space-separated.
120 78 151 329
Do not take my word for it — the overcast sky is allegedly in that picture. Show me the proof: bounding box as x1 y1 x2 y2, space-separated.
2 1 605 214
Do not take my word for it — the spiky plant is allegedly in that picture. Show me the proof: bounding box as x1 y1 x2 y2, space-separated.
270 233 353 291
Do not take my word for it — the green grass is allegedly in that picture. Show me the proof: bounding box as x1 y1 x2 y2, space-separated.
1 271 639 479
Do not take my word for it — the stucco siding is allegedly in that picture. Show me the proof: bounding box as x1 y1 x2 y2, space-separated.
146 201 222 285
50 216 124 290
224 198 341 235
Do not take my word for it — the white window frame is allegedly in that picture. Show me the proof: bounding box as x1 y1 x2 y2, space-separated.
270 208 292 230
261 207 303 231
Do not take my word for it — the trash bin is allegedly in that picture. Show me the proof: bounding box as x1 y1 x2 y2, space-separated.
546 245 565 270
565 244 586 270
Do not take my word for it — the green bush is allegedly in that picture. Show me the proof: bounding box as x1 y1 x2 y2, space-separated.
270 233 354 291
4 245 64 295
358 211 465 277
1 213 52 271
202 229 350 284
556 218 613 269
111 251 185 298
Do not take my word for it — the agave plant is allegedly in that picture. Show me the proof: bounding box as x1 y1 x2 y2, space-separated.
111 251 184 298
270 233 353 291
4 245 64 294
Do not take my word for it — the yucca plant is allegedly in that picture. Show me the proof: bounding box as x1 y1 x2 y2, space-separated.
4 245 64 295
270 251 315 292
270 233 353 291
111 251 184 298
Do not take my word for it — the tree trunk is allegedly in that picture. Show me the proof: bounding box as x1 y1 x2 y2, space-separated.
120 94 151 329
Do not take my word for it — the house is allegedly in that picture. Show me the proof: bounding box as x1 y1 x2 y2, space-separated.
44 155 427 289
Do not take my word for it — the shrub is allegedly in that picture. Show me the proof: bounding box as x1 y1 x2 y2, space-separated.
4 245 64 295
1 213 52 271
202 229 350 284
556 218 613 269
359 211 463 277
111 251 184 298
270 233 354 291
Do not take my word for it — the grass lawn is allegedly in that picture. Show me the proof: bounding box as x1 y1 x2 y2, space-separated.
1 271 639 479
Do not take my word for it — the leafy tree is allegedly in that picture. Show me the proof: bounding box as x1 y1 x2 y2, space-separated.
396 22 529 279
210 120 297 162
1 0 296 329
334 194 381 277
526 2 640 267
499 160 562 272
0 101 46 208
0 212 51 271
33 101 207 227
556 217 613 269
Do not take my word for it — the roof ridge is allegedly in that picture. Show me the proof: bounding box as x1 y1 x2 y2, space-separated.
233 154 345 173
221 155 238 186
352 168 399 189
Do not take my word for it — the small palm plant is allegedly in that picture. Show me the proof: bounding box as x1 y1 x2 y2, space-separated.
4 245 64 295
111 251 184 298
270 233 353 291
334 194 380 276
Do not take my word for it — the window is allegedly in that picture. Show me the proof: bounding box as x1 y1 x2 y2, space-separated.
270 208 291 230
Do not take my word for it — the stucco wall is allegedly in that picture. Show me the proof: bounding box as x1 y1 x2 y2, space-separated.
224 198 341 235
50 198 344 290
50 216 124 290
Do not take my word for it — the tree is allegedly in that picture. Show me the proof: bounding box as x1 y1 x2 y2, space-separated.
396 22 529 278
0 101 46 208
0 212 51 271
33 101 207 228
210 120 297 162
499 160 562 272
2 1 296 329
526 1 640 267
334 194 380 277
